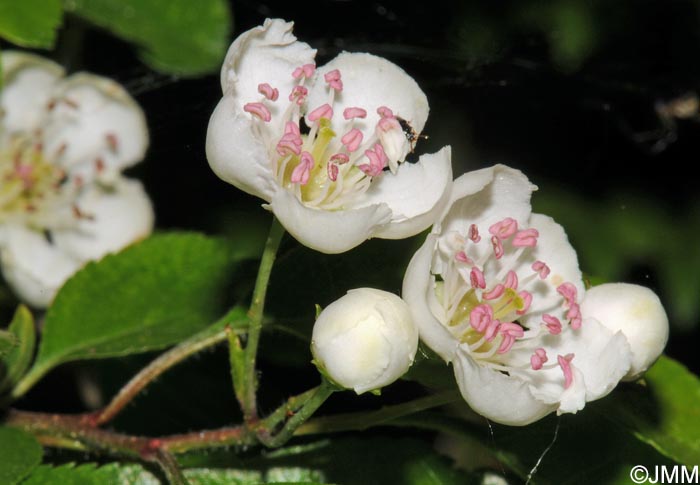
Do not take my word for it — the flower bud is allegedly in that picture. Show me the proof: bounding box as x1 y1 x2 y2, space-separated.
311 288 418 394
581 283 669 381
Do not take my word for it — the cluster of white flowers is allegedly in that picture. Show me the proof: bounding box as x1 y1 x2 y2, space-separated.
207 19 669 424
0 52 153 308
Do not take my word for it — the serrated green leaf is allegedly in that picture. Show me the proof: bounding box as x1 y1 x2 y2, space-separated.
0 305 36 395
15 232 249 397
0 426 42 485
598 355 700 465
21 462 159 485
0 0 62 48
63 0 232 75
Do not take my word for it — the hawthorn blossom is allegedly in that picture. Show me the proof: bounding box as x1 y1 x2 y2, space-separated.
206 19 452 253
311 288 418 394
403 165 635 425
0 51 154 308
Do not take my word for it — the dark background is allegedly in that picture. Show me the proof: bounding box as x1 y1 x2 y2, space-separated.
8 0 700 420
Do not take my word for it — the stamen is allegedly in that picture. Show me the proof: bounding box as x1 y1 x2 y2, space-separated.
289 86 308 105
497 323 524 354
516 290 532 315
469 224 481 243
291 151 314 185
513 228 539 247
557 354 575 389
377 106 394 118
243 102 271 122
276 122 303 156
358 143 387 177
105 133 119 152
341 128 363 152
567 303 582 330
257 83 279 101
308 103 334 122
489 217 518 239
343 107 367 119
324 69 343 91
491 236 504 259
504 270 518 289
483 284 505 301
330 153 349 164
532 260 550 279
327 162 339 182
470 267 486 289
469 304 494 332
543 314 562 335
292 63 316 79
455 251 472 264
530 348 548 370
557 283 578 306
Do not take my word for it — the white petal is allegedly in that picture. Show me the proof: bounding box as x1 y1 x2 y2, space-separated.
306 52 429 143
1 51 64 134
556 365 587 414
452 351 556 426
41 73 148 181
220 18 316 122
51 177 154 261
269 188 392 254
0 224 81 308
362 146 452 239
402 234 460 361
205 94 276 201
580 283 668 380
440 164 536 237
519 213 585 325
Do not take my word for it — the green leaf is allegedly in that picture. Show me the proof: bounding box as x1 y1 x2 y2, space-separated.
0 330 15 357
0 0 62 48
15 232 248 397
599 355 700 465
0 305 36 395
0 427 42 485
63 0 232 75
21 463 158 485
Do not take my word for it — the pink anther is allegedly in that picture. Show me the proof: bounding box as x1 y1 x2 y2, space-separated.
455 251 472 264
341 128 363 152
470 267 486 289
327 162 339 182
557 354 575 389
482 284 505 301
330 153 350 164
530 348 548 370
532 260 550 279
491 236 504 259
257 83 279 101
557 282 578 306
308 103 334 122
324 69 343 91
243 102 271 122
512 228 539 247
343 107 367 120
276 122 303 156
292 63 316 79
567 303 582 330
377 106 394 118
468 224 481 243
358 143 387 177
470 304 494 332
489 217 518 239
504 270 518 289
516 290 532 315
542 314 562 335
484 320 501 342
291 151 314 185
289 85 308 105
378 116 401 132
497 323 524 354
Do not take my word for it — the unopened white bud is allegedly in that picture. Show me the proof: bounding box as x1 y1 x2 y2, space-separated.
581 283 669 381
311 288 418 394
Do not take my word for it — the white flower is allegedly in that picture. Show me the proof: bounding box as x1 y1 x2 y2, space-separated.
206 19 452 254
580 283 668 381
0 51 154 308
403 165 635 425
311 288 419 394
